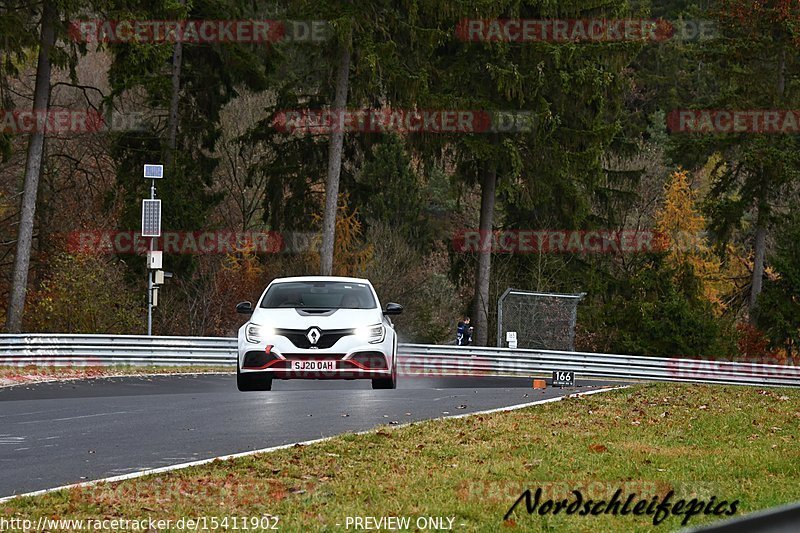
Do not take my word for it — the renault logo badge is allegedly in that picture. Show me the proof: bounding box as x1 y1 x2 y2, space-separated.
306 327 321 345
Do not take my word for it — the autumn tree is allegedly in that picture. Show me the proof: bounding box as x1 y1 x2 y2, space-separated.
669 0 800 322
655 169 732 312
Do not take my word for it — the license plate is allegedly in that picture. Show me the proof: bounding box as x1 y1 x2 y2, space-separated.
291 360 335 371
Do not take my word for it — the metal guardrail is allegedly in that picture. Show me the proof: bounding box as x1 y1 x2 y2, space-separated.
0 334 799 388
399 345 800 388
0 334 235 367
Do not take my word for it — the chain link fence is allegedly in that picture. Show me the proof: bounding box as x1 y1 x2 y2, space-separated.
496 289 585 350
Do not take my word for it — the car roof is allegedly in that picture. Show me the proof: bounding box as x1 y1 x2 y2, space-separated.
269 276 371 285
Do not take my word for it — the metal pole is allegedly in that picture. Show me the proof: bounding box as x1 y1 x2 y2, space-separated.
147 270 153 336
147 178 156 336
497 288 511 347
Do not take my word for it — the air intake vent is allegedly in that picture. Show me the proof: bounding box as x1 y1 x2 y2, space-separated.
275 328 355 349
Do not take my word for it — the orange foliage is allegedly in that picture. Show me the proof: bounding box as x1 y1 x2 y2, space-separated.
655 170 731 312
735 322 784 363
310 194 373 277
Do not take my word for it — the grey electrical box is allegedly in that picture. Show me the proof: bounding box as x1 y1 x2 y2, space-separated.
147 250 162 269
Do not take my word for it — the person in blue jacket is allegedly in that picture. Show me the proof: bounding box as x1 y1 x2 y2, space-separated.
456 316 472 346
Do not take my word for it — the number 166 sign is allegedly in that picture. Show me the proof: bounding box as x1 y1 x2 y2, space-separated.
552 370 575 387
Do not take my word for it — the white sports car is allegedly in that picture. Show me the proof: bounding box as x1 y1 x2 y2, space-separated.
235 276 403 391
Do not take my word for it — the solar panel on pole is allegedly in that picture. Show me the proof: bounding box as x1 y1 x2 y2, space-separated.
143 164 163 179
141 199 162 237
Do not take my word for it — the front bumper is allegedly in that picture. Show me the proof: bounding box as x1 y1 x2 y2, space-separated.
237 333 394 380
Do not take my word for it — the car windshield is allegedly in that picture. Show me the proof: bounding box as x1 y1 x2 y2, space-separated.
259 281 377 309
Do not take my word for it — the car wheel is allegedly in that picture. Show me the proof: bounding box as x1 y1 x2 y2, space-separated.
371 362 397 390
237 365 272 391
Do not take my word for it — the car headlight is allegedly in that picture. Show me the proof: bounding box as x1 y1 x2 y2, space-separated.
245 324 275 344
355 324 385 344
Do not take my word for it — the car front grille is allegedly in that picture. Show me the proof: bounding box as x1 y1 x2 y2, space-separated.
275 328 356 349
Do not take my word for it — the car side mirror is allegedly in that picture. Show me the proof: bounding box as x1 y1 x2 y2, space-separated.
236 301 253 315
383 302 403 316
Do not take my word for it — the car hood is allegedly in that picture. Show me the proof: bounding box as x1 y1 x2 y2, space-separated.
249 307 384 329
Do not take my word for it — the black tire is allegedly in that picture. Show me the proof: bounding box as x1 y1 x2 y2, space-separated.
237 366 272 391
371 363 397 390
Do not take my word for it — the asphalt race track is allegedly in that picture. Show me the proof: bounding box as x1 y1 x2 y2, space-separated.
0 374 616 498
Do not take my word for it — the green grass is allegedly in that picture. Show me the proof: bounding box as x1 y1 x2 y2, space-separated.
3 384 799 532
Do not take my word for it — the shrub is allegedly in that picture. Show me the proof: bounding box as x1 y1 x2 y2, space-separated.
27 252 144 334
